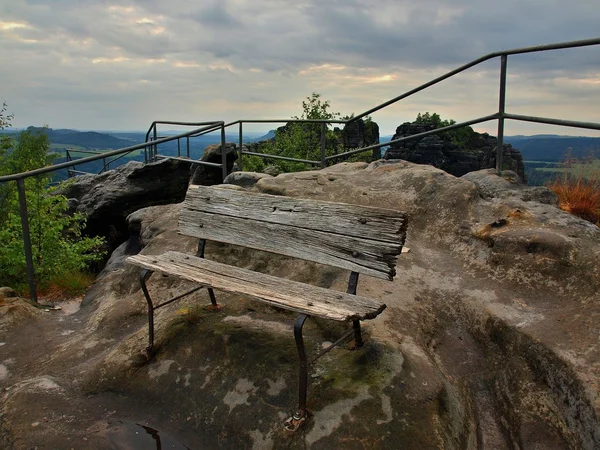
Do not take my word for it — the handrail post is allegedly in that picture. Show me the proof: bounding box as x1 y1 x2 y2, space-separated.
221 124 227 181
16 178 37 303
66 150 72 178
496 54 508 174
238 122 243 171
320 122 327 169
153 124 158 161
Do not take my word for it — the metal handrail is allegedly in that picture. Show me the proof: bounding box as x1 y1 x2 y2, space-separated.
1 37 600 303
0 122 226 302
349 37 600 122
0 123 224 183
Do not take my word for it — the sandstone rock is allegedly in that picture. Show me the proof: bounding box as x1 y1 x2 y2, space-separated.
56 159 192 253
0 295 40 333
223 171 272 188
342 119 380 160
463 168 558 204
0 287 18 300
262 165 281 177
190 142 238 185
384 121 526 180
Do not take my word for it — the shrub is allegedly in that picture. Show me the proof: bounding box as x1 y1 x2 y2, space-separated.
0 110 105 295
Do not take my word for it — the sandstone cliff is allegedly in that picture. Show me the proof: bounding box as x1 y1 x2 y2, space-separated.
385 122 526 180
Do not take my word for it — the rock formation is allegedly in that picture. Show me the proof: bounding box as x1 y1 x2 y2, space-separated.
189 142 238 185
57 144 238 256
384 122 526 180
1 161 599 449
341 118 380 160
56 158 193 255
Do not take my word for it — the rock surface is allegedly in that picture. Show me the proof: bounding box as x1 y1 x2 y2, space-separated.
1 161 599 449
56 158 193 253
223 171 272 188
342 119 380 160
189 142 238 185
384 122 526 180
0 287 40 333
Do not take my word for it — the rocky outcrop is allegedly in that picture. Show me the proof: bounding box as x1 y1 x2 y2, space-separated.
223 171 272 188
384 122 526 180
189 142 238 185
0 287 40 333
2 161 598 449
57 145 237 257
56 159 193 254
342 119 380 159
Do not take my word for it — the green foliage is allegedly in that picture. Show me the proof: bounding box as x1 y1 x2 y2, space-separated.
414 111 477 149
0 107 105 293
244 93 373 173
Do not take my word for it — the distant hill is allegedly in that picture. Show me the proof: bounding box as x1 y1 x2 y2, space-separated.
249 130 276 142
24 127 137 149
504 135 600 161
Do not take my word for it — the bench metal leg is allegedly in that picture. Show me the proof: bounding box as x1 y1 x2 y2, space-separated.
285 313 309 432
198 239 222 311
353 320 364 348
207 288 219 308
139 269 155 358
347 271 364 349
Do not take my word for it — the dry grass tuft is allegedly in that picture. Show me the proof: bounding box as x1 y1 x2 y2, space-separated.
550 178 600 225
39 272 95 300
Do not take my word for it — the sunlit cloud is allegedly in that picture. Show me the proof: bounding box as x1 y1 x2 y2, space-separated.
299 64 348 75
0 22 29 30
92 57 131 64
208 62 237 72
108 5 135 14
364 74 397 83
174 61 200 68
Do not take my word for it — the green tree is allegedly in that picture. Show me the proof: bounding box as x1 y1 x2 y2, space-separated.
0 106 105 294
244 93 372 172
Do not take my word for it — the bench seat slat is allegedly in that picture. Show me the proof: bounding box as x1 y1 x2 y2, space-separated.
179 210 401 280
184 185 407 243
127 251 386 322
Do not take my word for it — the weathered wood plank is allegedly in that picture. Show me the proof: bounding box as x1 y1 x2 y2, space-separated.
128 251 386 321
183 185 408 243
179 209 401 279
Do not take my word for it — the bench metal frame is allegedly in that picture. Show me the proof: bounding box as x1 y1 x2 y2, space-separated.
138 248 364 429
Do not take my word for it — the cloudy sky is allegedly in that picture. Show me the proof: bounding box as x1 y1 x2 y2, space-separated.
1 0 599 137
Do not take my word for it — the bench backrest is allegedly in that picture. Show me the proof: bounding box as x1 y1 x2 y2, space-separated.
179 185 408 280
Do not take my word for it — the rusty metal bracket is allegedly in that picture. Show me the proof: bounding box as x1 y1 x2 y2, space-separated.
198 239 222 310
139 269 155 359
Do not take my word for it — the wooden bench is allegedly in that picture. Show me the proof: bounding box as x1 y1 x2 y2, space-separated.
127 184 408 429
